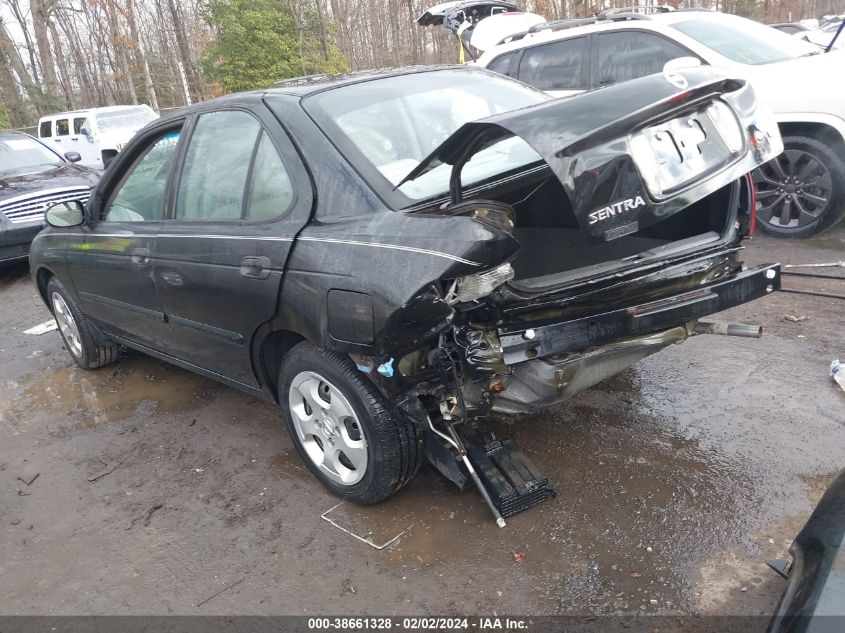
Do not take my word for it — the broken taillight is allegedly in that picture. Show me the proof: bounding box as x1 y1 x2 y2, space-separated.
451 262 515 303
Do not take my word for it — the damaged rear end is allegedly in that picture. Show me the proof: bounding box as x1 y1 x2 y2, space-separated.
318 66 783 522
395 67 782 413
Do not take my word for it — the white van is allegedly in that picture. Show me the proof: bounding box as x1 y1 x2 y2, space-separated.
37 105 158 170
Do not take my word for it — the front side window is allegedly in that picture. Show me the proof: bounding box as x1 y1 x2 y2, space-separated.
0 135 63 178
305 70 547 207
73 117 88 135
39 121 52 138
596 31 693 86
672 16 820 64
519 37 588 91
103 129 182 223
175 110 261 221
56 119 70 136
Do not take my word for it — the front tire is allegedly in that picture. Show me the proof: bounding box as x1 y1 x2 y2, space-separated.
47 277 119 369
753 135 845 238
279 342 422 504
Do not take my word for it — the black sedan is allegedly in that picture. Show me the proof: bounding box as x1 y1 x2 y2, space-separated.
0 131 99 265
29 65 784 521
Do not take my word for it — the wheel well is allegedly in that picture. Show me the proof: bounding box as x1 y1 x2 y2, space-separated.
778 122 845 157
259 329 305 401
36 268 54 311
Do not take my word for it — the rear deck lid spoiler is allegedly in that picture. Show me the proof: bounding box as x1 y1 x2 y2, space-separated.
398 67 783 241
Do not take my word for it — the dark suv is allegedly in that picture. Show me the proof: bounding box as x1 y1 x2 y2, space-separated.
30 65 783 522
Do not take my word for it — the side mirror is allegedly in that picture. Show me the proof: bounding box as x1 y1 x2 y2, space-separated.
64 151 82 163
45 200 85 228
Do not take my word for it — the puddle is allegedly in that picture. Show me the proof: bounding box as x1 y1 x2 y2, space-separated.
0 355 219 431
313 354 837 614
693 469 838 619
308 396 760 613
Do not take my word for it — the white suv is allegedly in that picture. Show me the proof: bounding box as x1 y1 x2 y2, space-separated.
474 9 845 237
37 105 158 171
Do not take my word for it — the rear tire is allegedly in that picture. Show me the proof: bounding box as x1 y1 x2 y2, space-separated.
754 135 845 238
279 341 423 504
47 277 119 369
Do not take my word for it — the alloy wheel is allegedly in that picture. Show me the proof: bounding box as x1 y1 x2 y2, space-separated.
51 291 83 358
288 371 368 486
753 149 833 229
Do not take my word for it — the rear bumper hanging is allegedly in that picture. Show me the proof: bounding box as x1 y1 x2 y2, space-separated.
499 263 780 364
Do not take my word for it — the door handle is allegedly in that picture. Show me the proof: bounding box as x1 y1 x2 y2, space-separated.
240 255 271 279
131 247 151 267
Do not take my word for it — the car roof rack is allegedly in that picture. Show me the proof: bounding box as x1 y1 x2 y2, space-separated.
597 5 673 18
495 6 670 46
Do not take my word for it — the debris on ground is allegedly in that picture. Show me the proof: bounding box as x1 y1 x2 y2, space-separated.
831 360 845 393
630 570 642 578
784 261 845 268
320 502 411 550
16 473 40 486
196 577 245 608
125 504 164 530
784 314 808 322
512 551 526 563
22 320 58 335
88 460 121 482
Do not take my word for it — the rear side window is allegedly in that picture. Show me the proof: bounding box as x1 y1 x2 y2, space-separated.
486 51 522 78
175 110 261 221
518 37 588 91
39 121 52 138
245 133 294 220
56 119 70 136
596 31 693 86
103 130 182 222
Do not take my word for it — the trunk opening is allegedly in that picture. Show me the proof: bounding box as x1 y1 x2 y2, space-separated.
494 176 738 289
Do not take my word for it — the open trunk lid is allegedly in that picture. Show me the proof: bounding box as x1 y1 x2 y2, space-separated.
399 66 782 243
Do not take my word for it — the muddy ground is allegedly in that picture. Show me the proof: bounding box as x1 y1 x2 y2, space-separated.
1 228 843 620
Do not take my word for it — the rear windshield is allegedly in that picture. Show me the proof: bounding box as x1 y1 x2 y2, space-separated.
304 70 547 208
672 17 821 64
0 136 63 178
96 107 157 132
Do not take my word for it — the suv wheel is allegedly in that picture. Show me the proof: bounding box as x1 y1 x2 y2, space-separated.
47 277 119 369
279 342 423 504
753 135 845 238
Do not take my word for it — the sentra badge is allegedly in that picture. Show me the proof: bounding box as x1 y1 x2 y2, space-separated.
588 195 646 225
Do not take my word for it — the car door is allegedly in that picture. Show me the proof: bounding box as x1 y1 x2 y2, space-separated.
70 115 98 167
71 123 185 349
593 30 698 89
50 117 72 158
153 105 313 388
515 36 590 99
